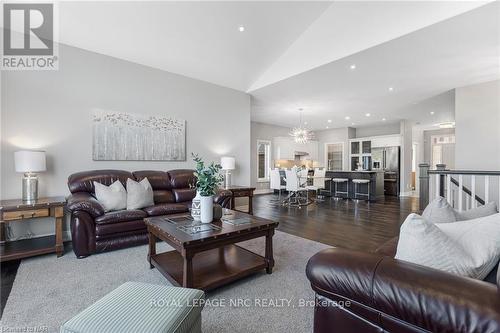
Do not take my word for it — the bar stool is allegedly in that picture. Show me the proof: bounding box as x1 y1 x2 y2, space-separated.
352 179 371 201
331 178 349 199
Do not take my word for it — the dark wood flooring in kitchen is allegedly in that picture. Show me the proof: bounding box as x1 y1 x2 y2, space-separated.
0 194 419 317
253 194 420 252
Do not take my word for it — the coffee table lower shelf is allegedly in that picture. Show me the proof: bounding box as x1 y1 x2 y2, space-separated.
150 244 268 291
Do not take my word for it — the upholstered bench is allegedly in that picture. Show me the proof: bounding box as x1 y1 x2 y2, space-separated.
60 282 204 333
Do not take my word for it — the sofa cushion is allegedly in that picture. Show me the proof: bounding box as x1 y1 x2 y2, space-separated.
96 219 146 238
126 178 154 210
143 203 189 217
95 209 147 225
173 188 196 203
68 170 132 194
168 169 196 189
94 180 127 212
153 190 176 204
132 170 172 190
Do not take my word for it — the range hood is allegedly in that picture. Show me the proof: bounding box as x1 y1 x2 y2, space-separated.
294 151 309 156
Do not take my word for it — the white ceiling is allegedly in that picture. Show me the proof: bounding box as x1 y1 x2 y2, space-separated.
57 1 331 91
251 2 500 130
6 1 497 129
249 1 490 91
52 1 490 94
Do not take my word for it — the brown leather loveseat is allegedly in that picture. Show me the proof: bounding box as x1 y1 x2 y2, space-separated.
306 237 500 333
67 169 231 258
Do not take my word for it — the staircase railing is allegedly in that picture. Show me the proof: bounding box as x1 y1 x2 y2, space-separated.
419 163 500 211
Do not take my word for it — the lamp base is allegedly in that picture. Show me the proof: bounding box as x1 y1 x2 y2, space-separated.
22 173 38 202
224 171 232 189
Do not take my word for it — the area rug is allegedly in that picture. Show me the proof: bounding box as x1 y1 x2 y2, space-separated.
0 231 329 333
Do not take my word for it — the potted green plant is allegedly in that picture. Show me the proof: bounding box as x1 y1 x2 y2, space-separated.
192 153 223 223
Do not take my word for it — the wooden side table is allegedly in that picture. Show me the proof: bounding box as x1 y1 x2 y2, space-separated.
224 186 256 215
0 196 66 262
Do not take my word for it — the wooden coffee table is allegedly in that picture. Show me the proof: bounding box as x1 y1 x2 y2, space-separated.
145 210 279 291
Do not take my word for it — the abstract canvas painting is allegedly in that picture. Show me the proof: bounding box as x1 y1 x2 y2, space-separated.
92 110 186 161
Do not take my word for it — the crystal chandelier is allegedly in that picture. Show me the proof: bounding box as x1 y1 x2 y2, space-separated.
289 109 314 144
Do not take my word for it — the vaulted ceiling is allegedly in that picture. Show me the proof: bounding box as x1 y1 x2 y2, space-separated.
8 1 498 129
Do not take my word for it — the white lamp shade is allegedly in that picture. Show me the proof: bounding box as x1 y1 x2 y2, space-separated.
220 156 235 170
14 150 46 173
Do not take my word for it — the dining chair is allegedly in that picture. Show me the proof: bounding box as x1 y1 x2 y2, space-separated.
269 168 286 204
284 169 307 207
308 168 326 201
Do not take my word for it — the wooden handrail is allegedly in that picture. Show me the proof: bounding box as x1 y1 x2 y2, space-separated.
428 170 500 176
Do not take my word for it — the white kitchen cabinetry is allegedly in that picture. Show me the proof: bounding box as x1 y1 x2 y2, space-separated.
273 137 319 161
371 135 401 148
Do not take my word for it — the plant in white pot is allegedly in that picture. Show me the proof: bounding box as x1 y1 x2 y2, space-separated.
192 153 223 223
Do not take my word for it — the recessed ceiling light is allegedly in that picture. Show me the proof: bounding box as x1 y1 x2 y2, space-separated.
388 87 394 92
350 64 356 70
344 116 350 120
326 126 329 129
382 118 386 121
304 121 308 125
365 113 371 117
238 26 245 32
430 111 435 115
327 119 332 123
351 123 355 126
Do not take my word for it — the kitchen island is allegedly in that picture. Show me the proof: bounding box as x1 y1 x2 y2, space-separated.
324 170 384 201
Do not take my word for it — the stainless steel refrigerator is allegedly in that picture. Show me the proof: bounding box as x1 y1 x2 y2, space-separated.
372 146 400 196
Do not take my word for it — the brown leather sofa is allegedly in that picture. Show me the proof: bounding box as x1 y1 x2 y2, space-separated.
67 169 231 258
306 237 500 333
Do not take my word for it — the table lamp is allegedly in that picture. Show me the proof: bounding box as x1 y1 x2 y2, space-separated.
14 150 46 202
220 156 235 189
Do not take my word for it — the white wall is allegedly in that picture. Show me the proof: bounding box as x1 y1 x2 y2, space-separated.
250 122 290 191
455 80 500 170
355 122 400 138
1 44 251 239
455 80 500 207
400 120 414 196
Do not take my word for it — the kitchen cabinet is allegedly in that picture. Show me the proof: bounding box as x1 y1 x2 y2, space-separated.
350 139 372 171
371 135 401 148
272 137 319 161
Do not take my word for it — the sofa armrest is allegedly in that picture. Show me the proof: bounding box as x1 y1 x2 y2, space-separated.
67 192 105 217
214 189 232 209
306 248 500 333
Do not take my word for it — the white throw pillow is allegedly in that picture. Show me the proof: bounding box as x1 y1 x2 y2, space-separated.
422 197 456 223
395 214 476 277
396 213 500 280
126 178 154 210
93 180 127 212
455 201 498 221
436 213 500 279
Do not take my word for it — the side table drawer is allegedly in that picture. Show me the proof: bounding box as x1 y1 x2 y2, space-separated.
3 208 50 221
232 190 251 197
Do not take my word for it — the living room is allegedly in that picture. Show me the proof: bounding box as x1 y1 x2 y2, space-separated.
1 1 500 333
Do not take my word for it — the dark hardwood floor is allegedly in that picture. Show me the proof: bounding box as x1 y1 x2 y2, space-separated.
0 194 419 317
253 194 420 252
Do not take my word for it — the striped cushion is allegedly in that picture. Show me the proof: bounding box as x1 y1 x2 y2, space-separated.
60 282 204 333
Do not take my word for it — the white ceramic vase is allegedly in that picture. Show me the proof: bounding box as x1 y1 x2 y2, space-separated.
191 191 201 221
200 195 214 223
